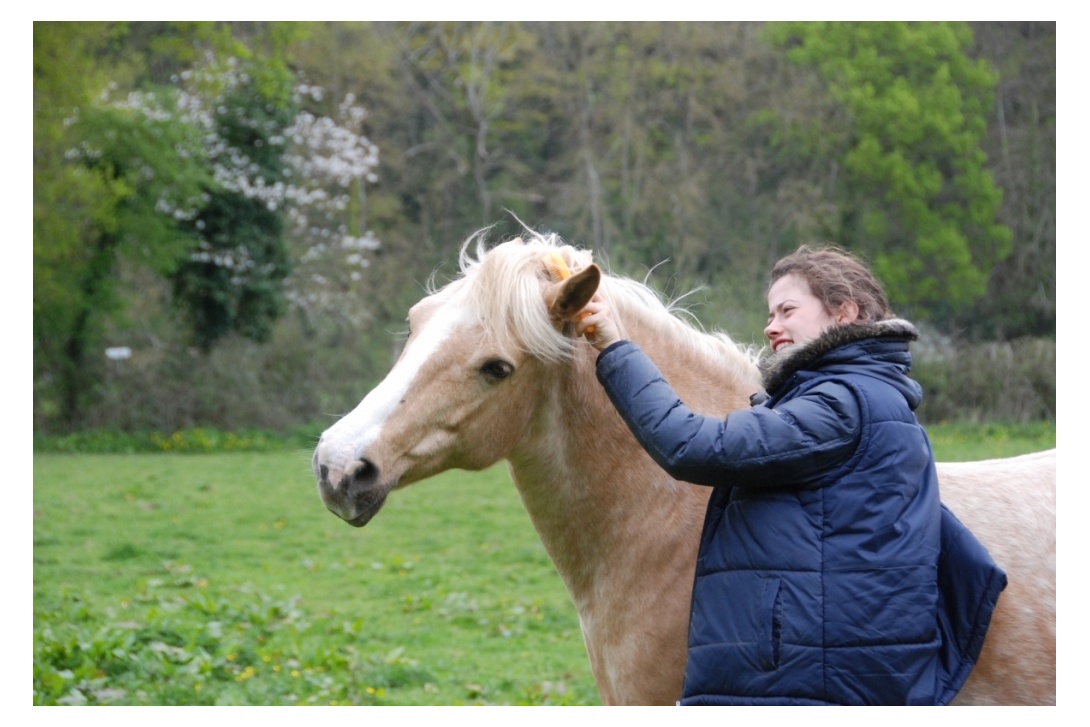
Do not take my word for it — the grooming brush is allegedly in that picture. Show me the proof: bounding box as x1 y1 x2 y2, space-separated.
543 251 595 335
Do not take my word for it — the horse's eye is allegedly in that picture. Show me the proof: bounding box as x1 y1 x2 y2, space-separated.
480 359 514 381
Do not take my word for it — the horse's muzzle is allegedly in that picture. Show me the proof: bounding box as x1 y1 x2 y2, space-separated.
314 454 391 527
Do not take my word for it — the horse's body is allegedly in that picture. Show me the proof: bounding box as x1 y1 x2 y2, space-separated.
312 235 1056 705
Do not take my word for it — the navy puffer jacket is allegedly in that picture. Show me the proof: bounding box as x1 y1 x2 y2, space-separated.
595 319 1005 705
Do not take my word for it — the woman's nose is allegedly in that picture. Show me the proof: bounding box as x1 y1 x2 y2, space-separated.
763 318 778 341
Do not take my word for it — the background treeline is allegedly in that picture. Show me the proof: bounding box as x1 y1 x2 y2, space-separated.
33 21 1055 435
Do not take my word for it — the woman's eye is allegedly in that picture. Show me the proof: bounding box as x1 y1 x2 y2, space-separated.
480 359 514 380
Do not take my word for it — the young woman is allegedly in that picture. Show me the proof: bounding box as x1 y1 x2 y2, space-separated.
574 245 1006 705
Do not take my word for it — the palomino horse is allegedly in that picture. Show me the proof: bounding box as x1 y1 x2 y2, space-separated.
312 234 1056 705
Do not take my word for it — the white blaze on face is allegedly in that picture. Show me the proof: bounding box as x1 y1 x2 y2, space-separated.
317 301 475 486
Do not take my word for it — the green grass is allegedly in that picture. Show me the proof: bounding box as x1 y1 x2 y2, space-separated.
33 423 1054 705
33 454 597 705
925 421 1055 461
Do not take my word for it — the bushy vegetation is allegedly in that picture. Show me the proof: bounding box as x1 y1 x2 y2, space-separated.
31 420 1056 458
34 22 1055 436
32 426 314 454
914 336 1056 423
35 587 327 706
32 326 1055 437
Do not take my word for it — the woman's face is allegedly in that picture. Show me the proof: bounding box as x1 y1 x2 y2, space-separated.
764 274 840 352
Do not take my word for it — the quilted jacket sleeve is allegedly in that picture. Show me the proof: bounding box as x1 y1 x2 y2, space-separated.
596 340 861 488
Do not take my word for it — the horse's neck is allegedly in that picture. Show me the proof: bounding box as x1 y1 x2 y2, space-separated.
625 308 760 417
507 309 760 611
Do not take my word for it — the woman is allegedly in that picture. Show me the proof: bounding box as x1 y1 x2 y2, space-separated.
574 245 1006 705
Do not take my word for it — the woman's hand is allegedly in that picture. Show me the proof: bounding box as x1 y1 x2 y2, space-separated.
575 298 625 351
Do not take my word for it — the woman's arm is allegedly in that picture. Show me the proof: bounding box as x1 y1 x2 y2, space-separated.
596 340 861 488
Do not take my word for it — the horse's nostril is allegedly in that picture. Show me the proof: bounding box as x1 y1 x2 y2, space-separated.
356 459 377 481
341 458 380 498
319 464 329 481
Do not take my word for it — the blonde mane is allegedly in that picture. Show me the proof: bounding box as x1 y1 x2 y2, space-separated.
450 229 760 378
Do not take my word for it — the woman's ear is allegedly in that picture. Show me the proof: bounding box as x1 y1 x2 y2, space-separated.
836 300 860 325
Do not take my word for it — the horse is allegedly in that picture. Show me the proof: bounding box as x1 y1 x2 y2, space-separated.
311 233 1056 705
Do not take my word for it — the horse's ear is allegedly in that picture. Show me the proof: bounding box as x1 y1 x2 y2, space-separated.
549 264 601 326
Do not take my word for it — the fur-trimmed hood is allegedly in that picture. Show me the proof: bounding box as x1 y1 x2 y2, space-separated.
758 318 919 396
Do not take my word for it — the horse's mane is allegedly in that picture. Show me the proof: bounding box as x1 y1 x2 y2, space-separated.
445 229 759 377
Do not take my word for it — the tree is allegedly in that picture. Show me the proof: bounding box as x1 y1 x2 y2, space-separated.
278 89 381 331
764 21 1013 320
34 22 382 428
964 21 1055 339
542 22 759 276
34 23 213 426
168 59 299 351
35 22 1054 433
391 23 541 225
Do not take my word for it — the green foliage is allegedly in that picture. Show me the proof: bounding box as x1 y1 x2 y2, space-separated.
33 22 1055 434
34 587 311 706
913 336 1056 423
74 97 212 273
165 55 298 352
764 21 1013 317
172 195 292 353
34 23 313 426
955 22 1055 340
34 24 215 426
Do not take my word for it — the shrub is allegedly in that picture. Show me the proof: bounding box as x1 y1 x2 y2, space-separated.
912 334 1055 423
33 425 321 454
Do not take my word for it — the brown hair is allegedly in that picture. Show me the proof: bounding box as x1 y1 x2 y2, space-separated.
769 244 892 324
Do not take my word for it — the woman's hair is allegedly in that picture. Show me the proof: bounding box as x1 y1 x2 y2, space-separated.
769 244 893 324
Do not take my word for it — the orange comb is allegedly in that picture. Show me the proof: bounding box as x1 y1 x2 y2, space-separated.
543 251 595 335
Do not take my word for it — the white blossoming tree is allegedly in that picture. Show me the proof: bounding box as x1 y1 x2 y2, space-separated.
155 58 383 349
281 87 382 329
36 24 382 425
98 56 383 349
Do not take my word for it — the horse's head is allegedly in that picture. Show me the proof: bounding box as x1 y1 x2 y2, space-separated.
312 234 600 527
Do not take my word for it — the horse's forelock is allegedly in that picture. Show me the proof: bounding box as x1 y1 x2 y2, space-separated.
454 232 580 364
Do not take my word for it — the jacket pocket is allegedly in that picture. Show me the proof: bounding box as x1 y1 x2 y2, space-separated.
757 578 783 671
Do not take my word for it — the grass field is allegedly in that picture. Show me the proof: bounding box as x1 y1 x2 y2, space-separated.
32 423 1055 705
